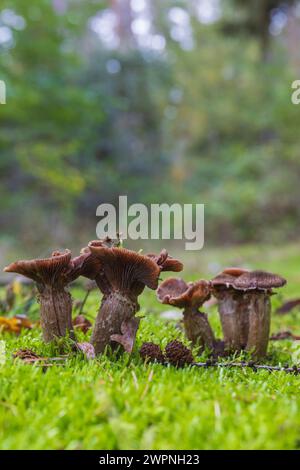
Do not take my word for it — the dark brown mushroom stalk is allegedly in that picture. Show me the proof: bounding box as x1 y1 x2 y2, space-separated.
3 250 84 343
157 278 215 349
81 241 183 355
233 270 286 358
211 268 250 352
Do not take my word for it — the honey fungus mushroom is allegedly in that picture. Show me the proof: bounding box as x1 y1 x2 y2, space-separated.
157 278 215 349
80 241 183 355
3 250 86 342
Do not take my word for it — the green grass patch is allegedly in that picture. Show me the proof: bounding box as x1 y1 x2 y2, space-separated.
1 244 300 450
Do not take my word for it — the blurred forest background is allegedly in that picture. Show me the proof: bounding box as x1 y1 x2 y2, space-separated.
1 0 300 260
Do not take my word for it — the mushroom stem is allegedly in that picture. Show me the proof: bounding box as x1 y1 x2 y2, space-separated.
246 292 271 358
91 291 138 355
38 285 75 343
216 291 249 351
183 308 215 349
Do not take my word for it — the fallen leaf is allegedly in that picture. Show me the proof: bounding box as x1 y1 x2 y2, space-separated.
270 331 300 341
110 317 140 353
276 299 300 314
73 315 92 333
76 342 96 359
0 315 34 334
13 349 67 364
13 349 41 362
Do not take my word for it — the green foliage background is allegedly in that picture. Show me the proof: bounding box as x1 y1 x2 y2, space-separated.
0 0 300 253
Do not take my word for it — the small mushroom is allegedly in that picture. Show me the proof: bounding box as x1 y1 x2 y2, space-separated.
80 241 183 355
3 250 86 343
211 268 250 351
146 249 183 273
233 270 286 357
157 278 215 349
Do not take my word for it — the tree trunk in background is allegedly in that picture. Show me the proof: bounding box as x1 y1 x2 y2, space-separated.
260 0 272 62
286 6 300 74
111 0 135 51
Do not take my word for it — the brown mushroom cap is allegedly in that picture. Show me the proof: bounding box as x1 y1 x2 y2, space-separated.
71 249 101 281
86 237 116 248
222 267 250 277
157 277 211 309
211 273 236 288
233 270 287 291
87 243 161 291
147 249 183 273
157 278 188 305
3 250 73 286
211 268 249 289
71 238 124 291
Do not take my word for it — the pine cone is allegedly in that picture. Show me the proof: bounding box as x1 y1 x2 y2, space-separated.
165 340 193 367
139 342 165 363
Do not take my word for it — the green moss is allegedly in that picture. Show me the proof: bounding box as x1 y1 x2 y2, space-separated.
1 245 300 450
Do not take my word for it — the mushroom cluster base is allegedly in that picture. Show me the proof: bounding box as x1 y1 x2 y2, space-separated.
91 291 138 355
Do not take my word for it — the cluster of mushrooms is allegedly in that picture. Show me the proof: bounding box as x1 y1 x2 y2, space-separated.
3 238 287 359
158 268 286 358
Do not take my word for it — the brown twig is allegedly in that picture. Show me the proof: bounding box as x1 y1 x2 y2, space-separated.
191 360 300 374
270 331 300 341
